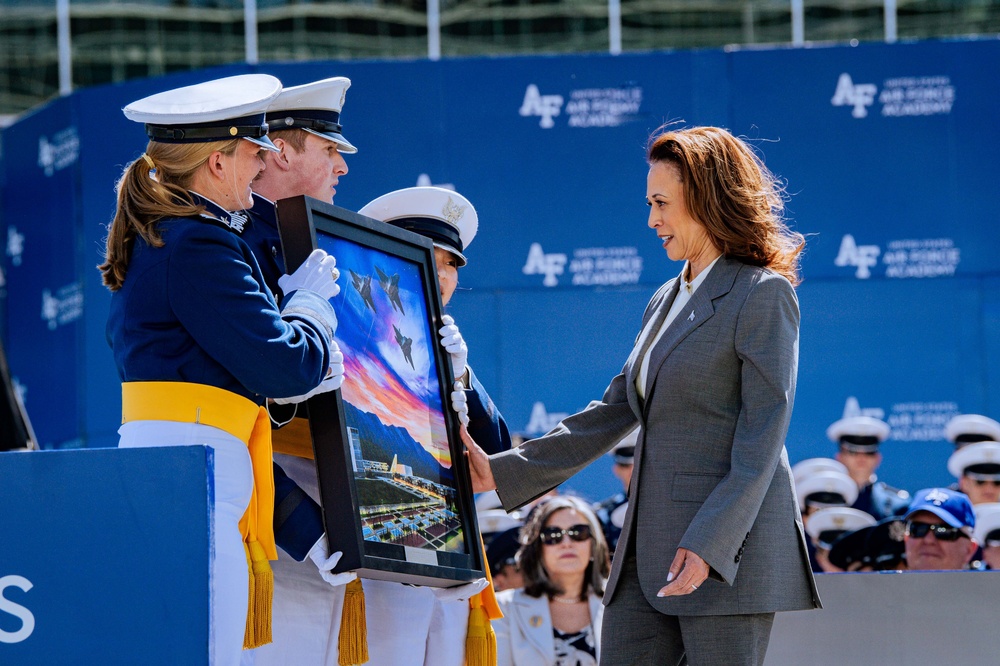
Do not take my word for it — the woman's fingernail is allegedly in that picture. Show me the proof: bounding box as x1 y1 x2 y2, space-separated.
656 591 666 597
666 572 675 582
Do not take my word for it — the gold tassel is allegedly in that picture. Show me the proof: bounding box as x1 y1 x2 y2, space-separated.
243 540 274 649
243 543 256 649
465 595 496 666
338 578 369 665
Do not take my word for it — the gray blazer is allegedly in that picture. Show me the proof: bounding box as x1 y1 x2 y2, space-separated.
491 256 821 616
495 588 604 666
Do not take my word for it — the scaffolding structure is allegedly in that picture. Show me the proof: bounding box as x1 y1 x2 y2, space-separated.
2 0 999 117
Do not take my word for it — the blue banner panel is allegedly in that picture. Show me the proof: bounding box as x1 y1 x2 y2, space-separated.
1 99 83 449
0 446 210 664
727 40 1000 283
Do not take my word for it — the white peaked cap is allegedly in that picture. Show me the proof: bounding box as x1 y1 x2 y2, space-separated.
795 470 859 511
944 414 1000 445
359 186 478 267
805 506 877 542
792 458 849 486
973 503 1000 543
947 440 1000 478
266 76 357 154
123 74 283 152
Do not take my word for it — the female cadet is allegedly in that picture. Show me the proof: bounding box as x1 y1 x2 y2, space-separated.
99 73 344 666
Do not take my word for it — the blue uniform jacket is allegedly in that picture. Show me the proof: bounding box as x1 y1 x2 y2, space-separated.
244 197 514 560
106 193 336 404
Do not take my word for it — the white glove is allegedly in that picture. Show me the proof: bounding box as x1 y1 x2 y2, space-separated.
273 344 345 405
438 315 468 383
278 248 341 301
450 381 470 427
306 536 358 588
431 577 489 602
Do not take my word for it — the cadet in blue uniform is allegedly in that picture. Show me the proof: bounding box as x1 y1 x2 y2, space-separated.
99 74 344 666
828 415 910 520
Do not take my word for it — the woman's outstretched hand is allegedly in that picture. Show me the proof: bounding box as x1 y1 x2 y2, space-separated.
460 425 497 493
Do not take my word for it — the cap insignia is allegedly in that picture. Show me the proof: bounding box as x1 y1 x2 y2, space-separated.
442 196 466 225
229 126 238 136
924 488 949 505
888 521 906 542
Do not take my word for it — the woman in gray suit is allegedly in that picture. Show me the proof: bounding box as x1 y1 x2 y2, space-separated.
495 495 610 666
464 126 820 665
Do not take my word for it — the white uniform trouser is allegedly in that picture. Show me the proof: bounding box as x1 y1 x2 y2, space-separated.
254 454 469 666
118 420 253 666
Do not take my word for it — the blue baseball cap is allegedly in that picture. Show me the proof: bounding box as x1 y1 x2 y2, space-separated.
904 487 975 531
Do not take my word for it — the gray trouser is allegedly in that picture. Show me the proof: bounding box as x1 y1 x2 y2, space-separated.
600 553 774 666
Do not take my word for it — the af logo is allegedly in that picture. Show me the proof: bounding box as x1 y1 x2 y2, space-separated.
525 402 568 435
0 575 35 644
37 136 57 177
831 73 878 118
522 243 567 287
519 84 564 129
7 226 24 266
834 234 880 279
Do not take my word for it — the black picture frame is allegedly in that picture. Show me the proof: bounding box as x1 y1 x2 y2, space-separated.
276 195 485 587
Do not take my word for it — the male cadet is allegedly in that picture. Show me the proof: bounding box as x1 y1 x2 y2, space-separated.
593 426 637 554
792 463 858 571
944 413 1000 450
804 506 876 572
947 440 1000 506
827 415 910 520
973 503 1000 569
240 76 359 665
903 488 979 571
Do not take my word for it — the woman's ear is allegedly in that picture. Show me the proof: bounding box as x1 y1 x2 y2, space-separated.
204 150 227 182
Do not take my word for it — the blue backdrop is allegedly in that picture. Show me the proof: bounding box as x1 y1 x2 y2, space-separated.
2 38 998 502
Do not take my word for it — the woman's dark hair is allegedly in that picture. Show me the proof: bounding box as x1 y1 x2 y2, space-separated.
647 126 805 286
516 495 610 600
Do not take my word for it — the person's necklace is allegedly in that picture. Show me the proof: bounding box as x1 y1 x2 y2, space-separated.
551 596 584 604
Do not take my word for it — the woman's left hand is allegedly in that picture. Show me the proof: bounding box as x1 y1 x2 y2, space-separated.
656 547 709 597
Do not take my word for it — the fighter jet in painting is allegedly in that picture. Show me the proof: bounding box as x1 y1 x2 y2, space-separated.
375 265 405 315
350 270 377 314
393 324 415 370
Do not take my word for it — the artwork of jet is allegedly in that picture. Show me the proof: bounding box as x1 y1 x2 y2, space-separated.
393 324 415 370
374 265 405 315
350 269 377 314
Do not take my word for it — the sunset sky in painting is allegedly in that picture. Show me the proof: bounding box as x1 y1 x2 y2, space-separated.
318 232 452 469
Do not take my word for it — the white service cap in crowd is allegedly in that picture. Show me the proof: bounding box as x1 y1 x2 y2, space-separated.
947 440 1000 479
791 457 849 486
826 415 891 453
611 427 639 465
805 507 877 549
478 509 523 537
123 73 282 152
795 469 859 511
359 186 478 266
973 503 1000 544
944 414 1000 448
475 490 503 512
266 76 357 154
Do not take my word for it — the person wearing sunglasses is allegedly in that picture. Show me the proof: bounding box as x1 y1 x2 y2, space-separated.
828 415 911 521
494 496 611 666
902 488 979 571
948 440 1000 506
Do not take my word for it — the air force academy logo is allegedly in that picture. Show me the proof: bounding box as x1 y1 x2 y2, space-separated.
523 243 567 286
834 234 880 279
831 73 877 118
519 84 564 129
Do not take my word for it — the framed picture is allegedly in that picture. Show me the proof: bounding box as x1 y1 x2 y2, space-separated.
276 195 485 587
